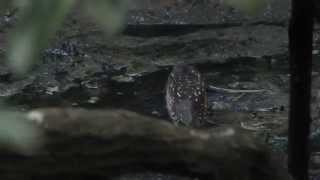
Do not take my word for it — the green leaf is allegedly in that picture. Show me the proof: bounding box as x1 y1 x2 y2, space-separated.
223 0 267 15
0 0 13 14
0 110 43 155
7 0 75 74
0 0 10 9
83 0 128 35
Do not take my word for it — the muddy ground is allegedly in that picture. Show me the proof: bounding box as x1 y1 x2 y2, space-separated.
1 0 320 179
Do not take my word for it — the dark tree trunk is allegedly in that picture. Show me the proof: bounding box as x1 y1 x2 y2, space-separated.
288 0 314 179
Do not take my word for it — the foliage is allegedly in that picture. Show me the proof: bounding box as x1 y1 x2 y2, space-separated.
0 0 129 154
3 0 129 74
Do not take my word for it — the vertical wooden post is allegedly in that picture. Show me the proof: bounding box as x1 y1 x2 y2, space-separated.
288 0 314 179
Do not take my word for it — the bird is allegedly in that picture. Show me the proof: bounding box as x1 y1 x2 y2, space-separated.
165 64 207 128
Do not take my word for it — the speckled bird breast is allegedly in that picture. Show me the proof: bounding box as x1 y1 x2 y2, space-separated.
165 64 207 128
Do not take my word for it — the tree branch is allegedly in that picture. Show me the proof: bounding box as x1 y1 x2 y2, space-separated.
0 108 289 180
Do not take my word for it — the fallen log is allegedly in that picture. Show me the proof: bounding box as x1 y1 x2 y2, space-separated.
0 108 289 180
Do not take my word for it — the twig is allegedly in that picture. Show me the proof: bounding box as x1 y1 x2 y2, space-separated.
208 85 268 93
